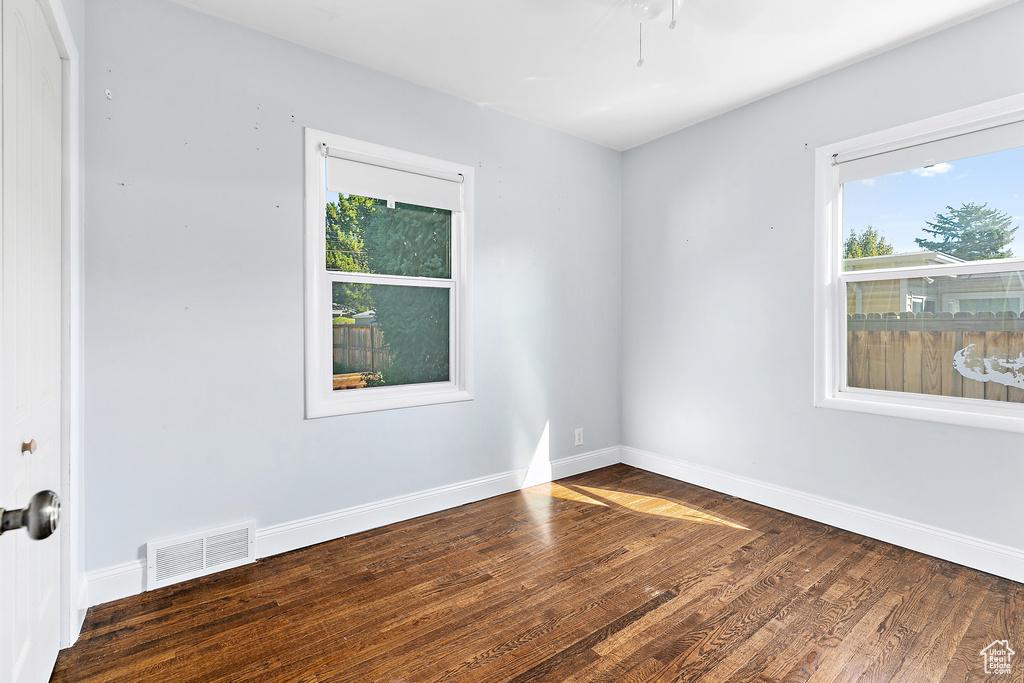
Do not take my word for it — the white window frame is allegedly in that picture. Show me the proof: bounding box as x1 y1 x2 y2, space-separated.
814 93 1024 433
304 128 474 418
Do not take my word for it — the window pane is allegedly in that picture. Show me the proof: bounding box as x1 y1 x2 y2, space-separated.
332 282 450 390
846 271 1024 402
841 146 1024 272
326 193 451 278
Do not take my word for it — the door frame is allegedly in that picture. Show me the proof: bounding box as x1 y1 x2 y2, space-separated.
30 0 82 648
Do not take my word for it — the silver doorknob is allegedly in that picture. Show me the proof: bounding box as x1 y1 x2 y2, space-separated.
0 490 60 540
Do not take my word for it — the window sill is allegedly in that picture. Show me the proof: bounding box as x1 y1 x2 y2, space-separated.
306 383 473 418
815 389 1024 433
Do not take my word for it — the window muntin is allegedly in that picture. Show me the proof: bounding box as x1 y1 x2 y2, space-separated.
815 94 1024 431
304 129 473 418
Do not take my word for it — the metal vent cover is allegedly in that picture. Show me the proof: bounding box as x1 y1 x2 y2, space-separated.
146 521 255 590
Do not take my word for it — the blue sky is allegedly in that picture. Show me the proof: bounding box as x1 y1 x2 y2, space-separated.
842 146 1024 256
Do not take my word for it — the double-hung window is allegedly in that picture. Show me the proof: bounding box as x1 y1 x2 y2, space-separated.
815 94 1024 432
304 129 473 417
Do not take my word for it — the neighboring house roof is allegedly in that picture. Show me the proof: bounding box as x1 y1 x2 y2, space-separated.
843 250 965 271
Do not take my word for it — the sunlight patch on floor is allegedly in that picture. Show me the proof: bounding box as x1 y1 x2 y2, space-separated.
524 482 609 507
578 486 749 529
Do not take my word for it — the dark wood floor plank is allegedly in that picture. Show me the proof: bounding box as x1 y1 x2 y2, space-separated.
679 533 868 683
783 549 930 683
889 566 986 683
559 532 786 683
624 525 852 682
939 571 1022 683
313 482 764 681
291 519 699 678
50 465 1021 683
823 557 956 683
556 520 853 682
323 514 748 680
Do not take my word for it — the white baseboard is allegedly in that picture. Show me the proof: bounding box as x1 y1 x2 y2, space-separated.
621 446 1024 584
86 559 146 607
254 469 522 559
85 446 621 607
86 443 1022 607
547 446 622 481
257 446 621 558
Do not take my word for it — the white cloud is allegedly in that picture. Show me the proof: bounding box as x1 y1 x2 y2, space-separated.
860 178 875 186
911 162 954 178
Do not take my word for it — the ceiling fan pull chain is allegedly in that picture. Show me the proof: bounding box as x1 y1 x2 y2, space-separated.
637 23 644 67
670 0 677 29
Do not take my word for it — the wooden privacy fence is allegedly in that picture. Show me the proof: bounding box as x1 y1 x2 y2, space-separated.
333 323 389 373
848 310 1024 402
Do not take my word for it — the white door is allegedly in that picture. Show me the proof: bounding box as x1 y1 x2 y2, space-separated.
0 0 64 681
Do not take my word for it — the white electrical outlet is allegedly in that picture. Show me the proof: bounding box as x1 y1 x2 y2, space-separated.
574 428 584 447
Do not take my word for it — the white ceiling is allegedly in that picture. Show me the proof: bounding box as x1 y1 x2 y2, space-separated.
169 0 1019 150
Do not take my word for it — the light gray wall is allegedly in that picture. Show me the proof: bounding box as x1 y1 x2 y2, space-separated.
622 3 1024 549
83 0 622 570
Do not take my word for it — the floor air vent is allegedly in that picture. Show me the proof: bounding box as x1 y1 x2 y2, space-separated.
146 521 256 590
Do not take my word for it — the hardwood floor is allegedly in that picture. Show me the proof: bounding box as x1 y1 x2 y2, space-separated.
51 465 1023 682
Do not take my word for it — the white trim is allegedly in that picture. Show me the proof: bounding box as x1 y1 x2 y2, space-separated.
620 447 1024 583
33 0 84 649
82 445 1024 604
543 446 622 480
813 147 838 410
85 447 621 606
304 128 474 418
816 391 1024 433
258 446 621 558
326 272 455 288
76 574 87 609
85 560 146 608
256 470 521 559
815 93 1024 432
